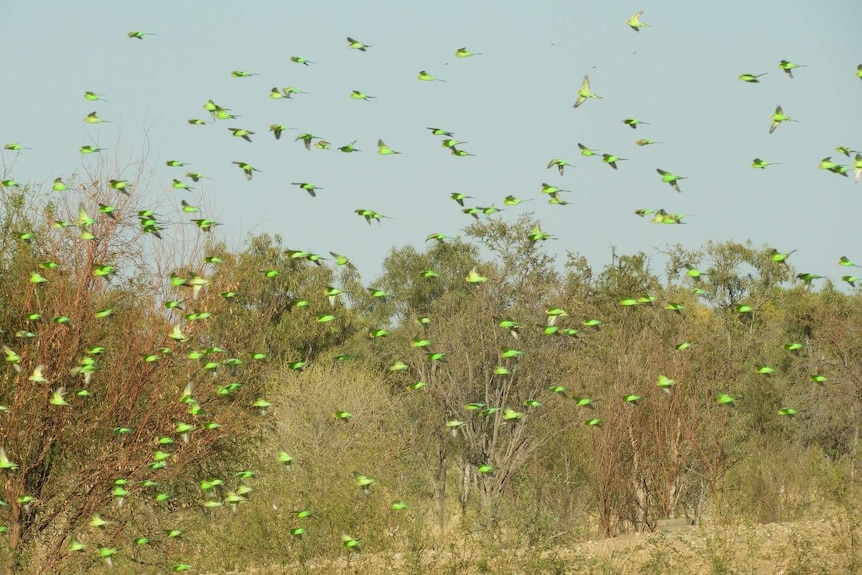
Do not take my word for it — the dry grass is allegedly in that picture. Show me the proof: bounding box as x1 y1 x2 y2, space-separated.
202 511 861 575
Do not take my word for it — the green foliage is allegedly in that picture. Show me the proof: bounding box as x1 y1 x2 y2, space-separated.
2 178 862 573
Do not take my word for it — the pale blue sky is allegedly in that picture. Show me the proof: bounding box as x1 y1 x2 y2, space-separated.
2 1 860 283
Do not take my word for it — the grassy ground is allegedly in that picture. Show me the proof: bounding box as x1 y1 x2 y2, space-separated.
209 514 861 575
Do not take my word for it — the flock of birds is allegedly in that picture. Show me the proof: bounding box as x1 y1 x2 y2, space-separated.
1 9 861 571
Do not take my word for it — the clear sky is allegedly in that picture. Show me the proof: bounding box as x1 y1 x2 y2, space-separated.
1 1 860 283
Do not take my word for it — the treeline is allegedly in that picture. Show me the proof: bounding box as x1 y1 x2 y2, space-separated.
0 177 860 573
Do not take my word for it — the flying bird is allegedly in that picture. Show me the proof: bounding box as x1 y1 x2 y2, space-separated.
377 139 402 155
573 75 601 108
455 47 482 57
769 105 795 134
778 59 805 78
626 11 650 31
657 169 686 192
347 37 371 51
738 73 767 83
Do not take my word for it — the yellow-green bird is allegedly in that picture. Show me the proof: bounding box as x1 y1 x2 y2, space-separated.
626 11 650 32
84 111 108 124
351 90 376 101
229 127 255 142
738 73 767 83
778 59 805 78
128 31 155 39
769 105 795 134
547 158 574 175
84 91 109 101
573 76 601 108
347 37 371 51
418 70 446 82
455 47 482 57
857 64 862 81
752 158 781 169
377 139 402 155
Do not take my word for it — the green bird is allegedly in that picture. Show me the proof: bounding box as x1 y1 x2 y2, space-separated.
418 70 445 81
503 194 532 205
97 546 118 568
84 91 109 101
770 248 796 264
233 161 261 180
465 267 487 284
656 168 685 193
547 158 574 175
528 224 554 243
622 394 641 404
192 219 221 232
354 473 376 493
347 36 371 51
166 159 188 167
836 146 860 157
172 178 192 190
128 31 155 39
79 145 105 154
856 64 862 81
839 256 860 267
231 70 259 77
796 272 824 285
778 59 805 78
291 56 314 66
448 193 471 207
0 446 19 471
738 73 767 83
842 275 862 287
355 208 391 225
377 139 402 155
578 143 599 156
292 182 323 197
755 365 775 375
818 157 847 176
341 533 361 550
450 147 475 157
717 393 736 406
455 47 482 57
187 118 206 125
296 133 319 150
330 252 357 269
427 127 455 136
752 158 781 169
339 140 361 152
52 178 67 191
269 124 292 140
601 153 627 169
282 86 308 98
626 11 650 31
635 138 663 146
810 374 828 385
573 75 601 108
778 408 798 417
351 90 376 101
769 105 795 134
229 127 254 142
854 154 862 183
622 118 649 129
656 374 676 393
